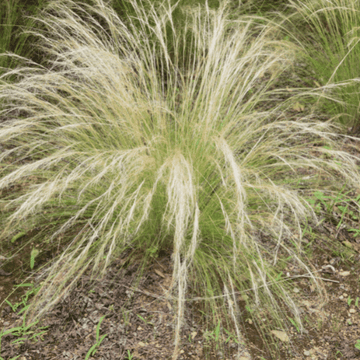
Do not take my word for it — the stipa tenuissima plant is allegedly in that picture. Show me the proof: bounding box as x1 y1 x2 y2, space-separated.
0 0 360 357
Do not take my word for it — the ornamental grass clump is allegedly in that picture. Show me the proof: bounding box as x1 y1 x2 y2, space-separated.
0 0 360 357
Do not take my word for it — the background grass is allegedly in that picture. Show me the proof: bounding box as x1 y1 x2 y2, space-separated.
283 0 360 133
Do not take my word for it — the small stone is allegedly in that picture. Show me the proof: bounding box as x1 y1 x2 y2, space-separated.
339 295 344 300
304 350 311 356
216 351 223 358
350 309 356 314
343 293 348 297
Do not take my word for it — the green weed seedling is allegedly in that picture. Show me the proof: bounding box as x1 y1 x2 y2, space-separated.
348 296 354 306
338 193 360 229
0 355 20 360
355 339 360 350
0 313 48 354
338 206 358 222
335 350 344 357
314 191 338 215
306 192 324 213
337 204 349 229
245 305 255 314
203 320 221 350
85 314 108 359
5 283 40 313
275 271 283 281
5 299 18 313
348 228 360 238
288 317 300 333
223 328 242 345
121 309 131 328
136 314 153 326
126 350 134 360
0 283 47 351
308 186 354 218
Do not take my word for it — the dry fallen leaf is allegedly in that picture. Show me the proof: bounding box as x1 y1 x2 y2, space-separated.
271 330 290 342
342 240 353 249
154 269 165 278
343 241 360 253
339 271 351 276
292 101 305 112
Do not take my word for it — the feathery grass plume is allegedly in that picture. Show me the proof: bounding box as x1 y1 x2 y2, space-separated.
0 0 360 357
285 0 360 133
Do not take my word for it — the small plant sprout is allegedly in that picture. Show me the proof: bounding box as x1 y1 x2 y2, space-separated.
85 315 108 360
126 350 134 360
288 317 300 333
136 314 153 325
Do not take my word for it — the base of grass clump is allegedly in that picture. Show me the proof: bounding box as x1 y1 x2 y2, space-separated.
1 0 360 358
